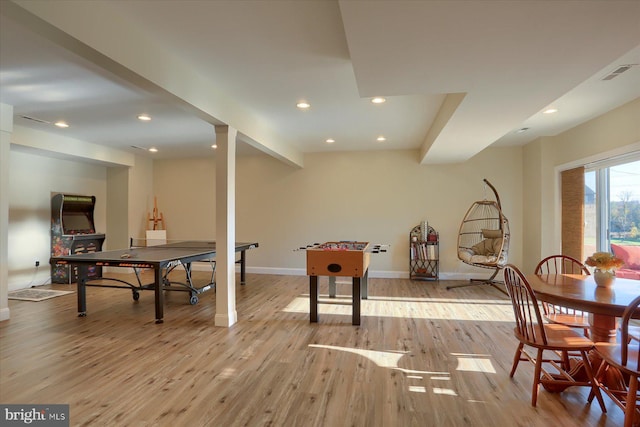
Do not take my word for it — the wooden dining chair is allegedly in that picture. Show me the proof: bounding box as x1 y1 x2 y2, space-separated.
503 264 606 410
628 321 640 343
589 295 640 427
534 255 591 337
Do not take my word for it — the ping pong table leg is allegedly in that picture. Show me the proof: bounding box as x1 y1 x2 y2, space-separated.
310 275 318 323
352 277 361 325
240 250 246 285
154 265 164 324
77 266 87 317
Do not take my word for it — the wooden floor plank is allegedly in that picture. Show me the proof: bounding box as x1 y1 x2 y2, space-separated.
0 271 624 426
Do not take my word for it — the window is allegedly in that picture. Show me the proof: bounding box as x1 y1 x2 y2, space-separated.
584 156 640 279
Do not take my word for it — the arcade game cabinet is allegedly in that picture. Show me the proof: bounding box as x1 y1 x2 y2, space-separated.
50 194 106 284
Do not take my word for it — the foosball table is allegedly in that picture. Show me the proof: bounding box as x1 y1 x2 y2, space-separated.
305 241 380 325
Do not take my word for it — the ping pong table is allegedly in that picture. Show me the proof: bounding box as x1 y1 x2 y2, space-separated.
50 240 258 323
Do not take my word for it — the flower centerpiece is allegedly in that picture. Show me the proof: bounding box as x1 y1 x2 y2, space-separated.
585 252 624 287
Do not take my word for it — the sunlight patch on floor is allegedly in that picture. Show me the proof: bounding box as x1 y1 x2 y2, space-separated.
366 296 510 305
433 387 458 396
393 367 450 376
309 344 453 378
219 367 236 379
308 344 498 401
453 353 497 373
309 344 407 368
282 295 514 322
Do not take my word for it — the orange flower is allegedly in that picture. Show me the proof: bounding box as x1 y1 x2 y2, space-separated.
585 252 624 271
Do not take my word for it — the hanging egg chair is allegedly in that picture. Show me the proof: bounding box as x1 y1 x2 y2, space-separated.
446 179 510 293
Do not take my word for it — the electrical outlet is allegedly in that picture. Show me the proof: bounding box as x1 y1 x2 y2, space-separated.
35 260 40 267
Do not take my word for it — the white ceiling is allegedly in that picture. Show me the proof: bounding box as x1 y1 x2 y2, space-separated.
1 0 639 163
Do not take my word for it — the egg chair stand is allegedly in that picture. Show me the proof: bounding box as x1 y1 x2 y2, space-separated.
446 179 510 295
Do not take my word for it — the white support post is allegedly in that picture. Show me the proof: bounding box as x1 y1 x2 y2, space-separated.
214 125 237 327
0 103 13 321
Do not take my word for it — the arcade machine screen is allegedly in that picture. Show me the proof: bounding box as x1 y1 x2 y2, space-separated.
62 212 94 234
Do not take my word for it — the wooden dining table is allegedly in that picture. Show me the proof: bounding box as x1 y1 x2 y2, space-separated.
527 273 640 343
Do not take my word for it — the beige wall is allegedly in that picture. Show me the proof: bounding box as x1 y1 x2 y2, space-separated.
522 98 640 273
153 157 217 240
5 125 147 292
154 147 523 278
106 167 130 250
5 149 153 290
552 98 640 166
128 155 154 241
7 150 108 290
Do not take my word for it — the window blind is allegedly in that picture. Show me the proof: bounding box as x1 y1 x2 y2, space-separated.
561 167 585 262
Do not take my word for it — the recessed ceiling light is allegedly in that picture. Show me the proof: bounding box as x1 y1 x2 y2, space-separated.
376 136 386 142
211 144 217 149
54 121 69 128
543 108 558 114
138 114 151 121
148 147 158 153
325 138 335 144
296 101 310 110
371 97 386 104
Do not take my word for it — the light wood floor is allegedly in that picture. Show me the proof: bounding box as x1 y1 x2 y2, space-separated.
0 272 625 427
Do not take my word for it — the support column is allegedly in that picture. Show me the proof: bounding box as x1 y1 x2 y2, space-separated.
214 125 237 327
0 103 13 321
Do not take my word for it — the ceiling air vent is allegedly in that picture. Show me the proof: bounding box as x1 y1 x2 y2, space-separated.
601 64 636 81
19 115 50 124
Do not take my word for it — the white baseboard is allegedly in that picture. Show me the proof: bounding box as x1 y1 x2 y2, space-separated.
109 263 499 282
241 267 499 281
0 307 10 321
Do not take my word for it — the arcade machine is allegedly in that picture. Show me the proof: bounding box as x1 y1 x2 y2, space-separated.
50 194 106 284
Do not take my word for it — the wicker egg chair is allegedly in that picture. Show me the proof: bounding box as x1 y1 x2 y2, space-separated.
447 179 510 293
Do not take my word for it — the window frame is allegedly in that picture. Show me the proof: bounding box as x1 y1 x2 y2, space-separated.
585 152 640 253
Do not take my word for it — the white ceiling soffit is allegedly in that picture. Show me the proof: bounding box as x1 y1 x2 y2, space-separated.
101 0 441 158
3 0 639 166
4 0 306 165
339 1 640 164
0 3 221 160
